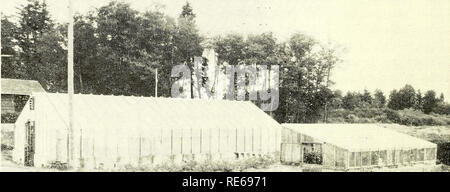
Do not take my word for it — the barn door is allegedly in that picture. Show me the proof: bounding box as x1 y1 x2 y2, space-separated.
24 121 35 166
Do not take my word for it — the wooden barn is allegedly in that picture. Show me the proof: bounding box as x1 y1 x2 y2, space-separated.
13 93 281 168
281 124 437 170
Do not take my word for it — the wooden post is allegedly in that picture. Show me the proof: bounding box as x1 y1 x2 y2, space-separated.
360 152 363 168
190 127 193 154
170 129 173 155
300 134 303 164
346 151 350 170
333 147 336 167
67 0 76 168
434 148 437 162
138 136 142 164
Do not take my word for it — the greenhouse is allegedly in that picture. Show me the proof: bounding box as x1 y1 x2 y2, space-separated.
13 93 282 168
281 124 437 170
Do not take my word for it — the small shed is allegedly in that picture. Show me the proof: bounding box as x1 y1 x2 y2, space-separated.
1 78 45 114
281 124 437 170
13 93 281 168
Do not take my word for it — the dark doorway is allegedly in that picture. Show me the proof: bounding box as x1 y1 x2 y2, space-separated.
24 121 35 166
435 142 450 165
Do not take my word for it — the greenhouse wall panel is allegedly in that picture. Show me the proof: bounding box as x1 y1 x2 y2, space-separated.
282 124 438 170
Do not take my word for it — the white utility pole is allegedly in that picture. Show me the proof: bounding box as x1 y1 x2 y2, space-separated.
155 69 158 97
67 0 75 168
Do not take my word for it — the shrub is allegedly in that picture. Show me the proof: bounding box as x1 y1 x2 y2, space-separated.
374 114 391 123
115 155 277 172
384 109 401 123
1 144 13 150
304 151 322 164
47 161 70 170
345 114 359 123
1 112 19 123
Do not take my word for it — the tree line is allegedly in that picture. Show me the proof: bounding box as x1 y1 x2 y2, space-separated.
2 0 203 96
1 0 448 125
332 85 449 115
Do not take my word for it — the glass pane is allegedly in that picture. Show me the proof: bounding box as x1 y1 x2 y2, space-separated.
349 152 356 167
355 152 361 167
380 150 387 166
362 152 370 166
335 149 346 168
371 151 379 165
411 149 417 162
426 148 436 161
417 149 424 161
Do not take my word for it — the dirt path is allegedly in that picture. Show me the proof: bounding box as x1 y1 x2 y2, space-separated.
0 150 58 172
2 149 447 172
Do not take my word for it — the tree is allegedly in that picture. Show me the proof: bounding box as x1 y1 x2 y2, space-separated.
13 0 67 92
71 1 199 97
73 13 99 94
246 32 278 65
387 90 400 109
432 93 448 115
180 2 195 21
422 90 438 114
373 89 386 108
277 33 339 123
329 90 343 109
175 2 203 64
342 92 361 110
34 25 67 92
93 1 158 96
174 2 203 98
439 93 445 102
138 11 178 97
212 32 340 123
387 84 416 110
414 90 423 111
213 33 248 65
361 89 373 106
433 102 450 115
1 16 24 79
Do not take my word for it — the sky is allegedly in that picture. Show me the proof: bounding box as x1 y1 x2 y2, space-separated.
1 0 449 101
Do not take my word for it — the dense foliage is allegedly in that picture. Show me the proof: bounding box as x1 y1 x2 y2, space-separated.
1 0 448 125
212 32 340 123
1 0 342 124
2 0 202 97
303 151 322 164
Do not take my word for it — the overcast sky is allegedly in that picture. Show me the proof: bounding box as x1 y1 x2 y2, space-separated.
1 0 449 100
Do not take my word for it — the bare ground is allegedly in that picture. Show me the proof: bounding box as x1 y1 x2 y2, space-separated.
0 150 61 172
2 150 448 172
